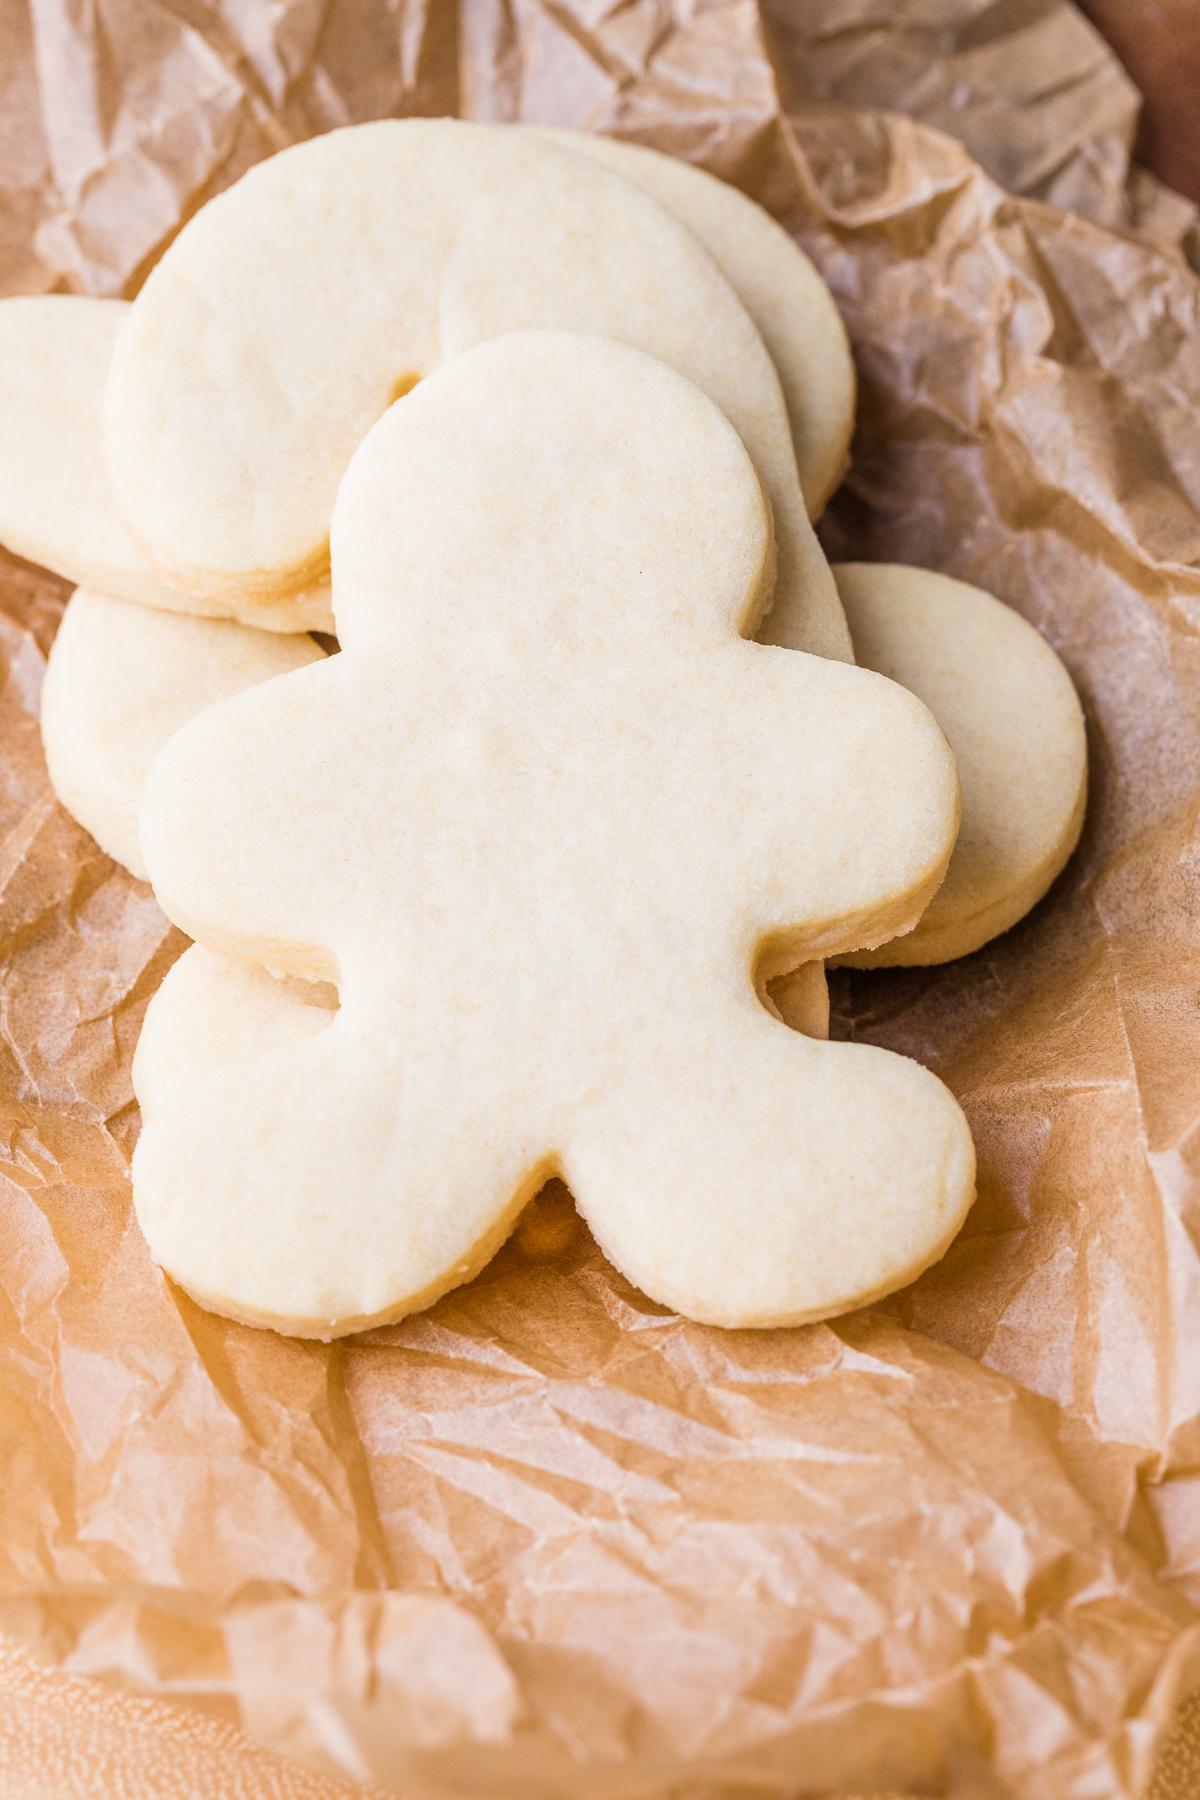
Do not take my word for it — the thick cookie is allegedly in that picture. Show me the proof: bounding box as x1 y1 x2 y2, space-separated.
133 333 970 1338
136 944 827 1136
833 563 1087 966
106 119 852 663
528 129 855 518
0 298 334 633
134 947 337 1119
36 133 855 912
41 589 326 879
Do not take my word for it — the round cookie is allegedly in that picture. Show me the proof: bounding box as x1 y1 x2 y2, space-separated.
833 563 1087 967
41 588 326 880
0 297 334 634
133 332 969 1338
527 129 855 519
106 118 852 664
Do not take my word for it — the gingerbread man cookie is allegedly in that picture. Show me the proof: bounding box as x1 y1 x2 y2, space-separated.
105 119 851 662
134 334 971 1337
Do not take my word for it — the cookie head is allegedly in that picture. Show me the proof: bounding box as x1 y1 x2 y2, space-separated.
330 331 776 658
135 333 971 1337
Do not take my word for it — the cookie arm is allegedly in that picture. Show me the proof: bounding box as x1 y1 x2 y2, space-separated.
700 646 961 969
139 655 349 982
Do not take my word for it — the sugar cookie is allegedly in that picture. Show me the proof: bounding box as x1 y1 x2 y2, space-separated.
133 332 969 1338
136 944 825 1147
41 588 325 880
527 129 855 518
833 563 1087 967
132 947 827 1176
0 298 335 634
106 119 852 664
134 947 337 1120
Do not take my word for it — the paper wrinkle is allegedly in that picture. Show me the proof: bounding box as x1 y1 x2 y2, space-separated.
760 0 1198 263
4 0 1200 1795
782 93 1200 1589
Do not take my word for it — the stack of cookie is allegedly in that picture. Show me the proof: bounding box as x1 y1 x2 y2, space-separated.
0 120 1087 1339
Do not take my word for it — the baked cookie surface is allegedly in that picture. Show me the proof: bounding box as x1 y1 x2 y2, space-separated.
0 297 334 633
134 947 337 1120
526 129 855 520
41 588 325 879
833 563 1087 967
133 333 970 1338
106 118 851 662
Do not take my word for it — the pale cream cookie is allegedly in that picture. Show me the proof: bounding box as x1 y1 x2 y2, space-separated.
132 332 970 1339
106 118 852 663
38 128 854 924
134 946 337 1120
527 129 855 519
0 296 334 633
135 939 825 1145
833 563 1087 967
41 588 325 880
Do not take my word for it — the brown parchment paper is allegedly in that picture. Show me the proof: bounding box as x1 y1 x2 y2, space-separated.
6 1 1200 1795
759 0 1199 262
0 1634 389 1799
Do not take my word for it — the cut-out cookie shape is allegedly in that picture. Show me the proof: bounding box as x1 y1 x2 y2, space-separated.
0 298 334 633
133 333 971 1337
833 564 1087 967
106 118 852 663
527 129 855 518
41 588 325 880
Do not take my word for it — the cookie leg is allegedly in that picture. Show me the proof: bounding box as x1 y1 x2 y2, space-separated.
563 1013 974 1330
132 1019 553 1339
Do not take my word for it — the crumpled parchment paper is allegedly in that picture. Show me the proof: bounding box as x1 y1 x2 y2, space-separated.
760 0 1199 260
4 1 1200 1795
